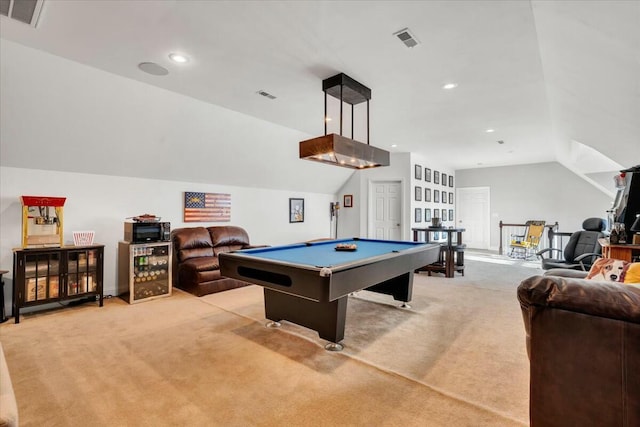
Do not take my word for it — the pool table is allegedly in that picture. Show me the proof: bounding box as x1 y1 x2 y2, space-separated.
219 238 439 350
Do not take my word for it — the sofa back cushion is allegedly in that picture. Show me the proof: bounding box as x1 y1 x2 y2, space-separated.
172 227 214 262
208 226 250 255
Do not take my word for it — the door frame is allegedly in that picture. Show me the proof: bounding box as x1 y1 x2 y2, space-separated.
457 186 491 250
367 179 405 240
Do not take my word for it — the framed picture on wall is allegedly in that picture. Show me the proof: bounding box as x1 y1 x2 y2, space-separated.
442 173 447 187
449 192 454 204
434 190 440 203
425 188 431 202
415 186 422 201
434 171 440 184
415 164 422 180
442 191 447 204
415 208 422 223
289 198 304 223
425 168 432 182
449 209 454 221
449 175 454 187
344 194 353 208
425 208 431 221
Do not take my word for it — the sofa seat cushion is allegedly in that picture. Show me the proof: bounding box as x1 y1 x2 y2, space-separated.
181 256 219 272
178 257 222 286
214 244 246 256
184 269 222 284
179 247 214 262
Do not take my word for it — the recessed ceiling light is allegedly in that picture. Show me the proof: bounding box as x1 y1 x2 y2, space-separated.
442 83 458 90
485 129 495 133
169 53 189 63
497 140 505 144
391 144 398 148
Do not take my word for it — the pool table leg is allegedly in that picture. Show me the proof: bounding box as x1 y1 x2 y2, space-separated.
263 288 348 347
365 272 413 303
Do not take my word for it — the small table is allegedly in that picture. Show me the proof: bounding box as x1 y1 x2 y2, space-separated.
601 243 640 262
412 227 466 278
219 238 440 350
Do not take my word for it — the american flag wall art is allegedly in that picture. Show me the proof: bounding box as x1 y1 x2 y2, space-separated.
183 192 231 222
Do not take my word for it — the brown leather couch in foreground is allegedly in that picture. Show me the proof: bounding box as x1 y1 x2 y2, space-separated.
517 275 640 427
171 226 264 296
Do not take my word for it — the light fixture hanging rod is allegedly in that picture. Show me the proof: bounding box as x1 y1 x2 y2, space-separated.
340 84 343 136
351 104 354 140
367 100 370 145
324 91 327 135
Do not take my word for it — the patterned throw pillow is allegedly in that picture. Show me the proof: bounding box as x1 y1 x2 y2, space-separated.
586 258 628 282
622 262 640 284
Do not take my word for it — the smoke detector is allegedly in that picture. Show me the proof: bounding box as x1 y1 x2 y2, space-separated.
0 0 45 27
393 28 420 48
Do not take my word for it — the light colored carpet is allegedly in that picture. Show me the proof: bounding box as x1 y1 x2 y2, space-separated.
0 255 539 426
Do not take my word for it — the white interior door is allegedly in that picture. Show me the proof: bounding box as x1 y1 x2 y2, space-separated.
369 181 402 240
457 187 490 249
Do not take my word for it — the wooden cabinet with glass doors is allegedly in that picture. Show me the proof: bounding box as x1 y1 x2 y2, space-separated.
12 245 104 323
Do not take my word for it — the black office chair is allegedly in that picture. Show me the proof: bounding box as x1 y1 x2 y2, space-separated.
537 217 606 271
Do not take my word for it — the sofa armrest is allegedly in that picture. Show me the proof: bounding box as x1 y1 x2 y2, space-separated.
0 343 18 427
516 275 640 426
518 275 640 359
518 275 640 324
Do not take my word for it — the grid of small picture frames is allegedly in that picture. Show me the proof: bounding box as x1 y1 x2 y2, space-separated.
414 164 455 239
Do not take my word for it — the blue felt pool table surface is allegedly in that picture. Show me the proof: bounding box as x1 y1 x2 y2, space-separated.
238 238 427 268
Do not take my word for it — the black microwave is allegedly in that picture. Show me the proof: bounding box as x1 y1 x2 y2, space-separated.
124 222 171 243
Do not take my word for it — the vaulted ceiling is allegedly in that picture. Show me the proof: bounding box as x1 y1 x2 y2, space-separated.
1 1 638 176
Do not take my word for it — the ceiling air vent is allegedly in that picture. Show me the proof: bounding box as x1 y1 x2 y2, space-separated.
256 90 276 100
0 0 45 27
393 27 420 48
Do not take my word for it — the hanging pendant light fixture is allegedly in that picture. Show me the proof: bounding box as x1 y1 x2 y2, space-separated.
299 73 390 169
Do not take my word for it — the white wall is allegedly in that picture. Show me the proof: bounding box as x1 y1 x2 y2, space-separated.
0 39 352 194
336 153 410 240
335 152 455 242
409 154 456 240
0 166 335 311
456 162 613 249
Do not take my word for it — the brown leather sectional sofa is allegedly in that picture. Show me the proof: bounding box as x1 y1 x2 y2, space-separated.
171 226 264 296
517 275 640 426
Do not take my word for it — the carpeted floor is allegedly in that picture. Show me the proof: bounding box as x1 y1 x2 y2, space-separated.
0 255 540 426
